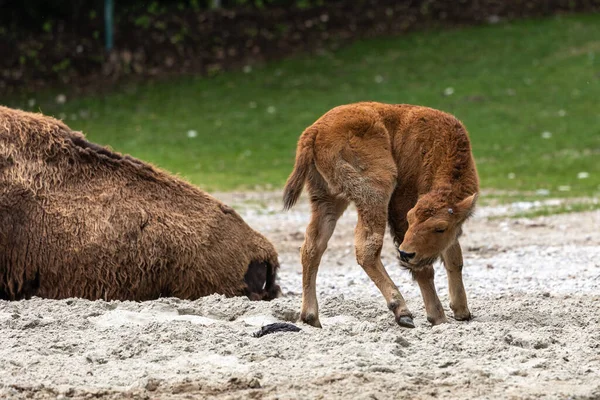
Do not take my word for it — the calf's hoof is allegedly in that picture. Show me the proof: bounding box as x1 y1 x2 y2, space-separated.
450 302 472 321
300 312 322 328
453 311 472 321
427 315 449 326
396 315 415 329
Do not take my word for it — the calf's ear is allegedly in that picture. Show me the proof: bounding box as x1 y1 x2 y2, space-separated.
456 193 478 219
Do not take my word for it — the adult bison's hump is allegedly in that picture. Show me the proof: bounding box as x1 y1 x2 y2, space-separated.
0 106 280 302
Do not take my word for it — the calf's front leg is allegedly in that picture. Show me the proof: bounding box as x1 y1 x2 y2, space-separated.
442 241 472 321
354 208 414 328
412 265 447 325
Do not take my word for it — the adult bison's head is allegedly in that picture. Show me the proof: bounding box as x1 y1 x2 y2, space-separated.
397 193 477 270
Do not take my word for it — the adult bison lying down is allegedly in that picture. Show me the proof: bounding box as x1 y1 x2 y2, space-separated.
284 102 479 328
0 106 281 301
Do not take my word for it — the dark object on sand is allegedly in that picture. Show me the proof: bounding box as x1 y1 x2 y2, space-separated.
253 322 302 337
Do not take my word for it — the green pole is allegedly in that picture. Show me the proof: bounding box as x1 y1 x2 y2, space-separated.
105 0 114 51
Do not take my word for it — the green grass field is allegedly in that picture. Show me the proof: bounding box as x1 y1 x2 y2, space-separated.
6 13 600 198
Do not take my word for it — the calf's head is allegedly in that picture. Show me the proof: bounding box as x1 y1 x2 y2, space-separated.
398 193 477 269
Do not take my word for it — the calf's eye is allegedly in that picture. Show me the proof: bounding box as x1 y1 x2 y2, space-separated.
434 228 446 233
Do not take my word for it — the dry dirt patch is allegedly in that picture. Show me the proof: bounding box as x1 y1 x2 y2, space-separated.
1 192 599 399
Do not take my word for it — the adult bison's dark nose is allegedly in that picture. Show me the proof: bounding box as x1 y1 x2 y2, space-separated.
399 251 416 262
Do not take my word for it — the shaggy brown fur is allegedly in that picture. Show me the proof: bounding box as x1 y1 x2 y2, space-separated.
0 106 281 301
283 102 479 328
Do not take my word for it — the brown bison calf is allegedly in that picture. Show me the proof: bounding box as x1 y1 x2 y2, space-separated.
0 106 281 301
284 102 479 328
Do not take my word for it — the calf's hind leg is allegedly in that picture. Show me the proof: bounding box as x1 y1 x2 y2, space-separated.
442 241 472 320
300 193 348 328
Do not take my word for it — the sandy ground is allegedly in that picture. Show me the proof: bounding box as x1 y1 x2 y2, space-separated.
1 192 599 400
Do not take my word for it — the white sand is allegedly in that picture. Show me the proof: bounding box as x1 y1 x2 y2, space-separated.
1 193 599 399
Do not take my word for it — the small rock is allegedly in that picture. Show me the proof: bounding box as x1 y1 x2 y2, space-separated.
534 341 549 349
248 378 261 388
509 369 528 377
145 379 160 392
438 360 457 368
369 366 395 373
391 346 404 357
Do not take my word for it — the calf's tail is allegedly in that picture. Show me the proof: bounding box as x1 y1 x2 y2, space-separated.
282 126 317 210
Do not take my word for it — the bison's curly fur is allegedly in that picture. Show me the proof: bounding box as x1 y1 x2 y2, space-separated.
0 106 281 301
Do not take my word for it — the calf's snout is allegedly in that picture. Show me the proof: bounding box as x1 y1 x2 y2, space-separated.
398 250 416 262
